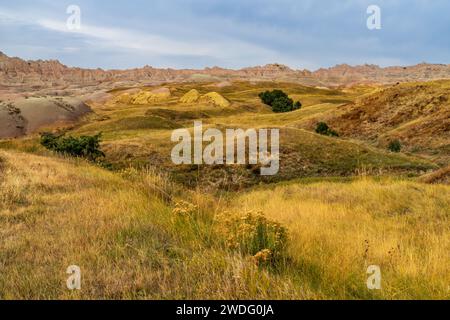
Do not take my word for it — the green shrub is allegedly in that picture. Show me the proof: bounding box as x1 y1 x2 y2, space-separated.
259 89 287 106
315 122 338 137
271 96 294 113
40 132 105 161
388 140 402 152
259 90 301 113
216 211 288 266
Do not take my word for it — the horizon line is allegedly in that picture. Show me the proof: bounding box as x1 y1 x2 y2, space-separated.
1 50 449 73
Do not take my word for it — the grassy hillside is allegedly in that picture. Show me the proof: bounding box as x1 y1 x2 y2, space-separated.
0 151 448 299
0 151 304 299
327 80 450 165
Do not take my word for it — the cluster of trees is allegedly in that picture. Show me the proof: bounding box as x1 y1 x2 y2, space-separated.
259 90 301 113
40 132 105 161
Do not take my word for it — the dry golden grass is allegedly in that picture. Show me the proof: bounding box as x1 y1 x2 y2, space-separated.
0 148 448 300
419 165 450 185
232 178 450 299
0 151 306 299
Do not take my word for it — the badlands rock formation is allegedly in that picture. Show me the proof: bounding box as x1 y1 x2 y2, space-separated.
0 97 90 138
199 92 230 107
180 89 201 103
131 88 171 105
2 51 450 91
114 88 171 105
179 89 230 107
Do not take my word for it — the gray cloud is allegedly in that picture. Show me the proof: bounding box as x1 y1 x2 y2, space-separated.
1 0 449 69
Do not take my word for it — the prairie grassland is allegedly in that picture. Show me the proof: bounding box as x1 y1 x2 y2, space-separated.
232 178 450 299
0 151 306 299
0 151 448 299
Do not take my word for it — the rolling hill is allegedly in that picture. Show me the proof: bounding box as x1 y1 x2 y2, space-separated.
61 81 437 190
327 80 450 165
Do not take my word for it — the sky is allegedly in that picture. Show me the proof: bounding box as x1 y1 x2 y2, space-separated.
0 0 449 70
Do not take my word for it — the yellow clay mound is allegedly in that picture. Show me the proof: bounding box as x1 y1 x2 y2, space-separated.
114 92 133 104
131 91 153 104
199 92 230 107
131 88 171 105
180 89 200 103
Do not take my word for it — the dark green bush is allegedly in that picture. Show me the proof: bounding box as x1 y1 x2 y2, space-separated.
259 90 301 113
315 122 339 137
271 96 293 113
259 89 287 106
315 122 329 135
40 132 105 161
388 140 402 152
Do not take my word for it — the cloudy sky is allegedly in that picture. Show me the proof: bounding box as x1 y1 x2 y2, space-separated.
0 0 449 70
